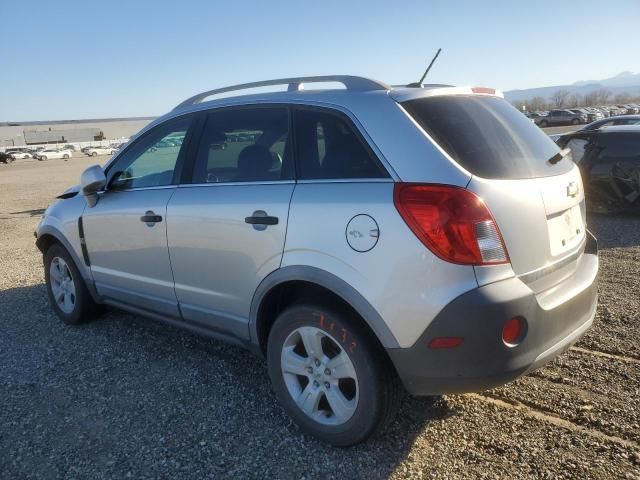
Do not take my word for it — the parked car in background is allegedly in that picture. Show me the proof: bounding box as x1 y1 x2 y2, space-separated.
537 109 587 127
557 125 640 213
84 146 116 156
35 149 73 161
36 76 598 446
579 115 640 132
8 150 33 159
621 105 639 115
0 151 13 164
570 108 602 123
62 144 77 152
524 111 548 126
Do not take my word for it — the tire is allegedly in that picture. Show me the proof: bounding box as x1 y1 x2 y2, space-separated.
267 303 403 446
44 243 98 325
92 152 97 157
539 120 548 128
40 156 47 161
571 118 580 125
63 154 69 159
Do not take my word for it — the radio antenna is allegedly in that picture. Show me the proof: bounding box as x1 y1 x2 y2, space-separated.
407 48 442 88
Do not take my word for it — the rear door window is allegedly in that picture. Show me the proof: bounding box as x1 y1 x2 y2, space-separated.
192 106 292 183
294 107 388 180
402 96 573 179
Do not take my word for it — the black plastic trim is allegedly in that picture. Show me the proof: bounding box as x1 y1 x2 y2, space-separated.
77 217 90 266
387 248 598 395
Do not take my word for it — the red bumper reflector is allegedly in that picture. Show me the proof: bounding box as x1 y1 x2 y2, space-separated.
428 336 464 349
502 317 525 346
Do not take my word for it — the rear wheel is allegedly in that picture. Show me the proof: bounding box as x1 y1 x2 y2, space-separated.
267 303 403 446
44 244 98 325
63 154 69 159
571 118 580 125
91 152 97 157
40 156 47 161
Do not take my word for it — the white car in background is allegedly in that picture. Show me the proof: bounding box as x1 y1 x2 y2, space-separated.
84 146 116 157
35 149 73 161
8 151 33 159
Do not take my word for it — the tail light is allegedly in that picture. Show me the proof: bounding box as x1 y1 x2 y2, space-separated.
393 184 509 265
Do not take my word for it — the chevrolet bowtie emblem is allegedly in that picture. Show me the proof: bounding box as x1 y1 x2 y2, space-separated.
566 181 579 198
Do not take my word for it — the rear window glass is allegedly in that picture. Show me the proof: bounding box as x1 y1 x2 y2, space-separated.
295 108 388 180
402 96 573 179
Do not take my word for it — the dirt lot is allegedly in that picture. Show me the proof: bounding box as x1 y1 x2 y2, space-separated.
1 155 639 479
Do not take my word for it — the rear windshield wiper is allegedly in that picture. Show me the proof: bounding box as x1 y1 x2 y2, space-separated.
548 148 571 165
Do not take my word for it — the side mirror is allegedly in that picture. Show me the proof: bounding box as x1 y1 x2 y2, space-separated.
80 165 106 207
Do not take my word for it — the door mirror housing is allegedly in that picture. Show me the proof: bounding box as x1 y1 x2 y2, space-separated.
80 165 106 207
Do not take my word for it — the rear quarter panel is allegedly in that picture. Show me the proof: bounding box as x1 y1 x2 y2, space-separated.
283 182 478 348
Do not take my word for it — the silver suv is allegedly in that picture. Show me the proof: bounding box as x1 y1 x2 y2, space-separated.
37 76 599 446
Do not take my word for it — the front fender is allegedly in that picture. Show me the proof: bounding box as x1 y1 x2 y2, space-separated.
36 195 98 302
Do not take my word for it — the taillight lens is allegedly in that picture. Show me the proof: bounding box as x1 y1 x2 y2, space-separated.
393 183 509 265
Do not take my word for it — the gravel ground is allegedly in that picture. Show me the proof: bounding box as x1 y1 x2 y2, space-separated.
0 156 639 479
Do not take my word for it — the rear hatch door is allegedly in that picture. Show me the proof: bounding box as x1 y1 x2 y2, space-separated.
400 93 585 282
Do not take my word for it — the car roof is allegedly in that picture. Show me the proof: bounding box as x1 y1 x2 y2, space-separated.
169 76 503 116
140 76 505 140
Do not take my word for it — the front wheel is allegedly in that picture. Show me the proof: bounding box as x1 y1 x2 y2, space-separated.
40 156 47 161
539 120 548 128
571 118 580 125
267 303 403 446
63 154 69 159
44 244 98 325
91 152 97 156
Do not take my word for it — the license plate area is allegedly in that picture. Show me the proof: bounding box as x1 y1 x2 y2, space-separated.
547 204 584 256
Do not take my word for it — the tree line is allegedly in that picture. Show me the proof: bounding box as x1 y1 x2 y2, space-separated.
512 89 640 112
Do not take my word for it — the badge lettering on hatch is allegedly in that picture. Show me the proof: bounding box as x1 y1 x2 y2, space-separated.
566 181 579 198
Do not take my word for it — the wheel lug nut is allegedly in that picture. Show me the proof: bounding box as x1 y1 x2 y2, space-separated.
324 382 330 389
313 380 319 388
307 366 313 374
324 368 331 375
314 359 320 367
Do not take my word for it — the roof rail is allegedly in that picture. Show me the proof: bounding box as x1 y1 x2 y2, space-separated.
173 75 389 110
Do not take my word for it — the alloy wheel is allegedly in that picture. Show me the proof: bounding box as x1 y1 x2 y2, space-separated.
280 326 359 425
49 257 76 314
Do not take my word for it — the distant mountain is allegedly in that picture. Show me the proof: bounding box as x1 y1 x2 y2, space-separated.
573 71 640 87
504 71 640 103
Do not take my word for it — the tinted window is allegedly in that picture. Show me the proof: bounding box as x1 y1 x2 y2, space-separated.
108 116 191 190
594 133 640 165
295 108 388 180
192 107 291 183
402 96 572 179
615 119 640 126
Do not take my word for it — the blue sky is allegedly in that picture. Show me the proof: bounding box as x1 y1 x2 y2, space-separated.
1 0 638 121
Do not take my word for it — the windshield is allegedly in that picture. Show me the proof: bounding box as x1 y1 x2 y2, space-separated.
401 95 574 179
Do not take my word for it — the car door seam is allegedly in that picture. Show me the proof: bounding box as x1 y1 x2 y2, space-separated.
279 182 297 269
164 187 181 306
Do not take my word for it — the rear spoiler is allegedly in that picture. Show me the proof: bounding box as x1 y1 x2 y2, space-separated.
390 86 504 103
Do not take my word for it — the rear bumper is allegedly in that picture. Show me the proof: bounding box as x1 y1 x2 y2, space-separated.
387 231 599 396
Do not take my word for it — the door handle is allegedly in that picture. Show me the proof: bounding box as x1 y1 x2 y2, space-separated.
245 210 278 228
140 211 163 224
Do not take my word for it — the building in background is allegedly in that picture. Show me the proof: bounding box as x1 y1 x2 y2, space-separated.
23 127 104 145
0 117 154 148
